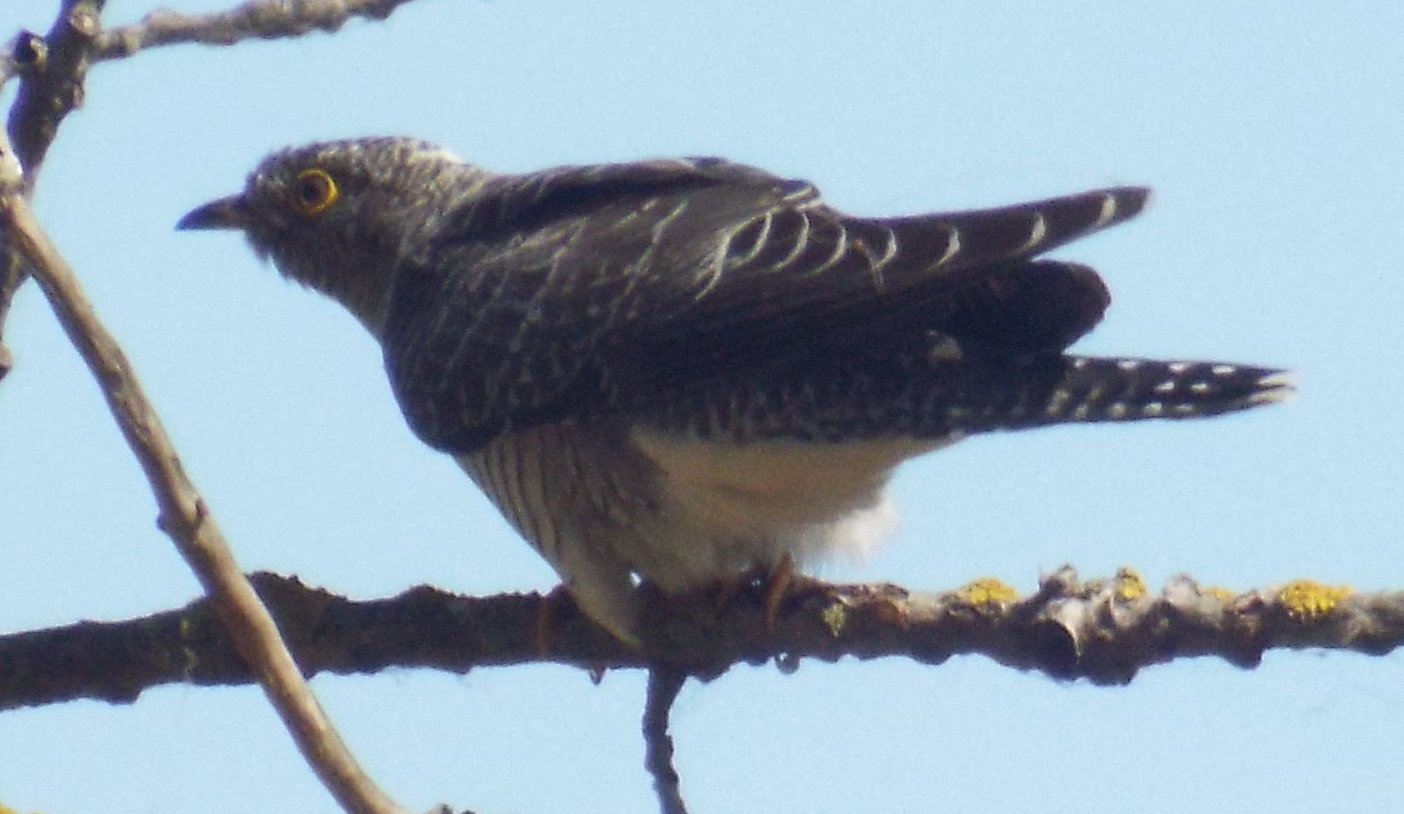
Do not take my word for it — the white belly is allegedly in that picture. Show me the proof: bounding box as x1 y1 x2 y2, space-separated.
629 428 956 573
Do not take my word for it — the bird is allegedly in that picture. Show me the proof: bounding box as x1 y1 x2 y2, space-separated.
178 137 1292 646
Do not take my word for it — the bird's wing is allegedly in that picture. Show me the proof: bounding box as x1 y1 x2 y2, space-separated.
382 158 1148 451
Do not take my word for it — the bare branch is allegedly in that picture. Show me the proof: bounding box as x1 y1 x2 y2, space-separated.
2 1 105 377
0 139 411 814
0 0 424 381
4 569 1400 711
93 0 422 60
6 0 104 190
643 666 690 814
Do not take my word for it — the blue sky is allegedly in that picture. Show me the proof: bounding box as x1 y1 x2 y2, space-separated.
3 1 1402 812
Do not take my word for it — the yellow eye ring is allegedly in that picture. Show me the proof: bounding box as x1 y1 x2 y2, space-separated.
292 168 339 216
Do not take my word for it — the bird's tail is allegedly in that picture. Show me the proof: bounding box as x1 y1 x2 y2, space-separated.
977 356 1294 432
634 350 1291 444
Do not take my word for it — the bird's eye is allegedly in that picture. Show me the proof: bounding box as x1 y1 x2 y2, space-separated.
291 168 339 216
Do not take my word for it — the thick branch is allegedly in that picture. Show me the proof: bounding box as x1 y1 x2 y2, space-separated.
6 0 104 189
3 569 1399 711
2 1 105 379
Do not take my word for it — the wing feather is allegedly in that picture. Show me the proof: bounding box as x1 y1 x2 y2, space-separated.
383 159 1146 452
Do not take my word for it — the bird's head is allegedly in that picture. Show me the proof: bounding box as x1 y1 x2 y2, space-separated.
178 137 486 336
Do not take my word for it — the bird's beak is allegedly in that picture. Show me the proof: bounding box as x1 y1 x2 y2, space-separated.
176 194 249 231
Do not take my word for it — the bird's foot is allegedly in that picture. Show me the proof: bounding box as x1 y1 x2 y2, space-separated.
706 555 831 634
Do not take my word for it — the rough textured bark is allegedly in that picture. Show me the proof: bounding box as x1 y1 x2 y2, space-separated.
4 569 1398 712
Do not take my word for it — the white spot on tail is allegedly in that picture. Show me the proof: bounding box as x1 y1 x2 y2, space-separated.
1250 371 1297 405
1091 193 1119 229
1013 213 1048 255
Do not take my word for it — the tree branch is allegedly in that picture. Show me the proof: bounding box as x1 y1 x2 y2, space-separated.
643 666 690 814
0 0 427 380
0 133 411 814
92 0 423 61
1 0 106 381
4 569 1399 712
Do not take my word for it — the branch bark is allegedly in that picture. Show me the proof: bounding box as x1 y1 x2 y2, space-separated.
92 0 422 60
4 569 1399 712
643 666 690 814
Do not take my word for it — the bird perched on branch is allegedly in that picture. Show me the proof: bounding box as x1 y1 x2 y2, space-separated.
179 137 1291 646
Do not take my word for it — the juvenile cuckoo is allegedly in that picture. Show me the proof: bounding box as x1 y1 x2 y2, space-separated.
179 137 1290 645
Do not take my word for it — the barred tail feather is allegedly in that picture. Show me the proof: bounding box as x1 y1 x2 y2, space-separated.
1036 356 1293 424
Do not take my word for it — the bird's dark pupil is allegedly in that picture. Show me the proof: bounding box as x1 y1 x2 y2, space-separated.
300 177 326 203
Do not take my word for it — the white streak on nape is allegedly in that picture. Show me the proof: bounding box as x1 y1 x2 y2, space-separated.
773 211 813 270
415 145 466 165
1012 212 1048 255
1091 192 1119 229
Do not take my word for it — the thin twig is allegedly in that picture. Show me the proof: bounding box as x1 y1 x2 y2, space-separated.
0 0 426 380
643 665 690 814
93 0 423 61
0 134 411 814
